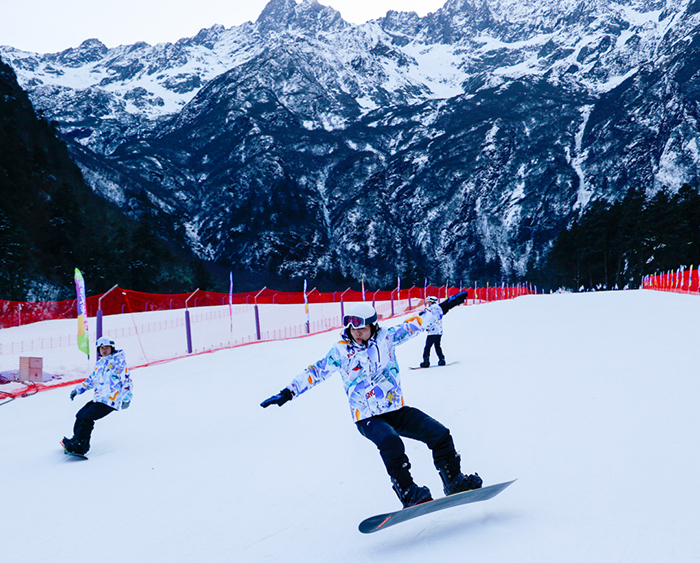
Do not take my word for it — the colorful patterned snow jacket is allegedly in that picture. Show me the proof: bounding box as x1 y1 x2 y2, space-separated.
287 305 443 422
74 349 132 410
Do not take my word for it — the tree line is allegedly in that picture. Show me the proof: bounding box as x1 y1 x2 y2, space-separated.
532 184 700 291
0 58 215 301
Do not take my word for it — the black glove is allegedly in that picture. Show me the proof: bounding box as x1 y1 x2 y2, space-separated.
439 291 468 314
70 390 77 401
260 388 293 408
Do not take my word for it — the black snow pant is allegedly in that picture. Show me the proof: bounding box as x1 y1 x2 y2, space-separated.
356 406 457 489
72 401 115 451
423 334 445 362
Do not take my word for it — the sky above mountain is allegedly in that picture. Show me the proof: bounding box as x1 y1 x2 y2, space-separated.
2 0 446 53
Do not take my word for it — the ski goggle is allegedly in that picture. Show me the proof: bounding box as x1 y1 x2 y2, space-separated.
343 312 377 329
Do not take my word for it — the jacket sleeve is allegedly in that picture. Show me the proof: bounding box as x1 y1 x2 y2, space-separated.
389 305 443 345
74 366 97 395
287 342 344 398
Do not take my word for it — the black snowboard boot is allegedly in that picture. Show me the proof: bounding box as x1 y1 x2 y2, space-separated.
392 479 433 508
420 360 430 368
438 358 446 366
436 454 482 496
63 437 89 455
390 461 433 508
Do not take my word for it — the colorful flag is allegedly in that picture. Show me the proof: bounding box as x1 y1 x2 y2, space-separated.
304 279 310 332
228 271 234 335
362 278 366 301
74 268 90 358
690 266 694 292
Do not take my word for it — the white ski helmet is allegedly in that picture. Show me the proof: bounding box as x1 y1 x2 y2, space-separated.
343 302 378 329
425 296 439 304
96 336 115 351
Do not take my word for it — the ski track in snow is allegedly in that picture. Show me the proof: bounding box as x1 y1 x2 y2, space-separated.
1 289 699 562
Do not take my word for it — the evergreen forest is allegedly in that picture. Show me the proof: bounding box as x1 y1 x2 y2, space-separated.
535 184 700 291
0 59 215 301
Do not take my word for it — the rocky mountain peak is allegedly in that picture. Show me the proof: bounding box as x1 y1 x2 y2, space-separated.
2 0 700 288
54 38 108 66
256 0 347 35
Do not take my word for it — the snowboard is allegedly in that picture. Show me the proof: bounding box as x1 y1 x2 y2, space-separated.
60 440 88 460
358 479 516 534
409 361 459 370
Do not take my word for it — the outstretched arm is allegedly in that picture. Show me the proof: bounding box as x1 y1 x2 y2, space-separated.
260 344 343 408
439 291 468 314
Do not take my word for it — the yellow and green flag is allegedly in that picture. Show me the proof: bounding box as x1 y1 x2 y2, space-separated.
74 268 90 358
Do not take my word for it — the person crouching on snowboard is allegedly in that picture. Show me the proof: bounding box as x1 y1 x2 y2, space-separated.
261 293 482 509
62 336 132 455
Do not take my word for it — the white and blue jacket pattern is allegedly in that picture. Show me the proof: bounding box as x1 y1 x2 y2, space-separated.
73 349 132 410
287 305 443 422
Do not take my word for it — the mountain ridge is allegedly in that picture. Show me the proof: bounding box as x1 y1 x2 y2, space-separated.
2 0 699 288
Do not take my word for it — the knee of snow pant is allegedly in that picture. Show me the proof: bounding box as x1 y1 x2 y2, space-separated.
73 401 114 442
396 408 456 466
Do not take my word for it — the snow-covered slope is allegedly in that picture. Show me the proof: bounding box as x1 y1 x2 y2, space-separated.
2 289 699 562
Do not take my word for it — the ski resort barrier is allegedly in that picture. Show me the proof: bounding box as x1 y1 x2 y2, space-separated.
641 267 700 294
0 283 534 402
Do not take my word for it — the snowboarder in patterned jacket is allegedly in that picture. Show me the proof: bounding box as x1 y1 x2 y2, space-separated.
261 292 482 508
62 336 132 455
420 295 445 367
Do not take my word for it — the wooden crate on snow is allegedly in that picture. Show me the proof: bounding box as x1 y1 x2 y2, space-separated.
19 357 45 382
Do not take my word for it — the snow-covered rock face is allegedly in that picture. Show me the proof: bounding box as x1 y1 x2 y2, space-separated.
2 0 700 286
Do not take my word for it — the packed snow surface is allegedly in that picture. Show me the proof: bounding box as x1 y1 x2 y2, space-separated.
2 289 699 562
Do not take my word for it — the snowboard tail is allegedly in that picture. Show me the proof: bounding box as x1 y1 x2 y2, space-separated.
359 479 516 534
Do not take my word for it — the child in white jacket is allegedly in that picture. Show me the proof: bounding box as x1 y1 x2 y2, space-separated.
62 336 132 455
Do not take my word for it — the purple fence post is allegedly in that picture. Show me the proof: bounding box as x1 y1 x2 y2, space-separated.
185 310 193 354
96 310 103 340
96 284 119 340
254 287 266 341
340 288 351 326
185 289 200 354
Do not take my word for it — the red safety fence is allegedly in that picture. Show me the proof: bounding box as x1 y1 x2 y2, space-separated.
0 283 536 329
1 282 536 403
641 267 700 294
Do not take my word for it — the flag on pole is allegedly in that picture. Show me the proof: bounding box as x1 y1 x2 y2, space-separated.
74 268 90 358
397 275 401 301
690 265 694 292
228 271 234 336
304 279 310 332
362 278 366 301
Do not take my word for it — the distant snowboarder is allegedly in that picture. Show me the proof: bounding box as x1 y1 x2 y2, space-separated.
62 336 132 456
420 295 445 367
261 292 481 508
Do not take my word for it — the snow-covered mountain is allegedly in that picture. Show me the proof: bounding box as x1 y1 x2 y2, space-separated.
2 0 700 286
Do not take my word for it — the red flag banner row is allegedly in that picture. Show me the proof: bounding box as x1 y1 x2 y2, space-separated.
0 281 536 400
0 283 537 330
641 265 700 294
